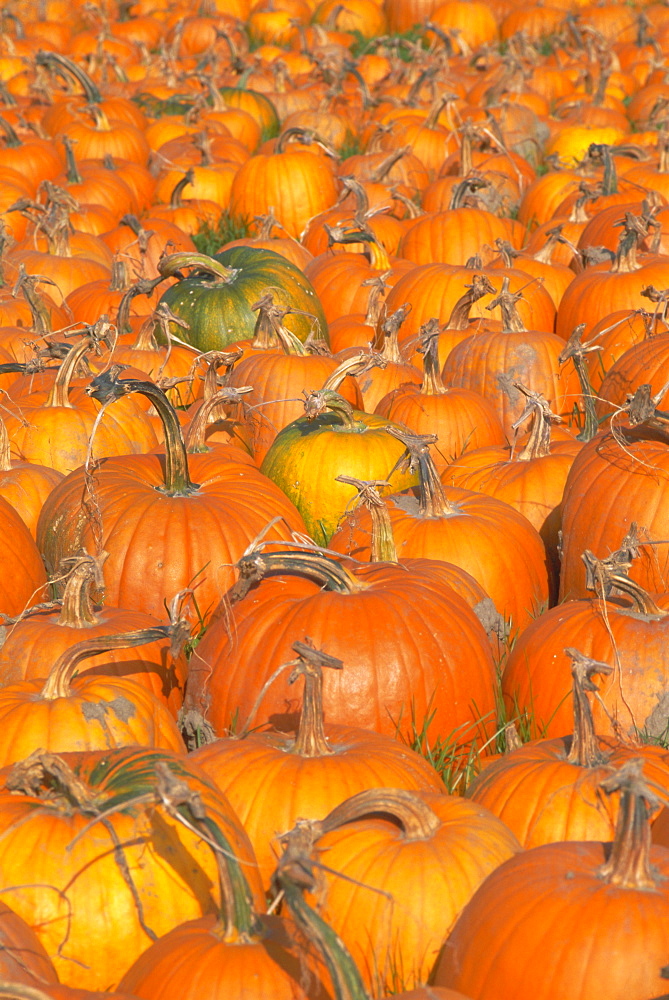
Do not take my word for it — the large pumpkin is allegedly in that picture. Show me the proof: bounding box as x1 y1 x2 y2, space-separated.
0 747 262 990
185 548 498 745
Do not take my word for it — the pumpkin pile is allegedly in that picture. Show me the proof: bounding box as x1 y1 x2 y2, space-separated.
1 0 669 994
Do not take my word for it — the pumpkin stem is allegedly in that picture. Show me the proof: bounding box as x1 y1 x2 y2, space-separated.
303 389 359 430
0 115 21 149
581 549 669 618
186 385 253 453
153 762 262 941
512 384 561 461
418 319 447 395
11 265 53 340
35 50 103 104
251 292 308 355
168 168 195 209
157 251 239 284
195 348 244 398
582 542 668 616
320 787 442 840
532 224 564 266
322 353 383 395
564 648 613 767
290 640 343 757
386 426 458 517
56 551 107 627
597 758 659 889
611 212 651 274
445 274 497 330
0 984 60 1000
368 146 409 185
622 382 669 441
229 550 366 604
486 277 526 333
39 625 175 700
588 143 618 196
362 272 391 327
274 835 371 1000
86 366 199 496
558 324 600 442
372 303 409 359
335 476 396 563
276 126 337 160
61 135 82 185
46 335 95 410
5 751 99 812
0 414 12 473
116 275 165 336
325 223 391 273
449 174 489 211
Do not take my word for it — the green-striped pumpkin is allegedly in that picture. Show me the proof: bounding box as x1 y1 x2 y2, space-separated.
155 247 329 351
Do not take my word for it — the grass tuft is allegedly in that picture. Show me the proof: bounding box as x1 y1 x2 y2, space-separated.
192 212 252 257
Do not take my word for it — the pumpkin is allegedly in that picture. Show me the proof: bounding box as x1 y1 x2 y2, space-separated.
470 649 669 846
36 368 308 623
184 547 499 744
329 427 550 634
0 626 186 765
0 493 48 616
0 552 187 717
0 411 62 538
434 761 669 1000
0 908 59 985
225 293 362 464
0 748 262 989
260 390 417 544
441 278 581 435
504 544 669 742
559 387 669 600
116 761 331 1000
189 640 443 888
376 320 506 472
3 331 159 475
154 249 329 351
292 786 520 994
442 384 582 596
228 125 339 238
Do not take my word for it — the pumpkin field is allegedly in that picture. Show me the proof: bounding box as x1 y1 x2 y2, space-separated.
0 0 669 995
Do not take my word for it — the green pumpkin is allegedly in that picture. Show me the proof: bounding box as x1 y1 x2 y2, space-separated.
155 247 329 352
260 391 418 545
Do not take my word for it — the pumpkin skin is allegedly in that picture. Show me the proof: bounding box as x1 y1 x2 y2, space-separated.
0 556 187 718
0 495 48 616
0 667 186 765
117 911 329 1000
37 448 309 624
0 900 60 984
469 732 669 845
186 552 498 744
0 748 263 990
228 140 339 239
155 248 329 351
